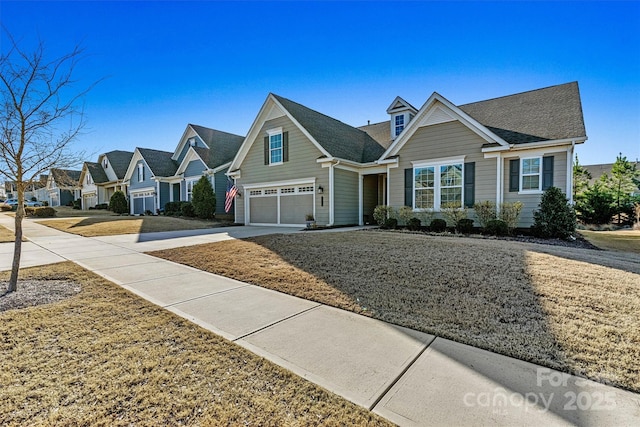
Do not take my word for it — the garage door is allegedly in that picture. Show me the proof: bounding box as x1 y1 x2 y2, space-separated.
131 190 156 215
83 193 97 209
248 185 314 226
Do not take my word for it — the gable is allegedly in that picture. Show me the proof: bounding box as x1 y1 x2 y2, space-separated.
184 159 207 178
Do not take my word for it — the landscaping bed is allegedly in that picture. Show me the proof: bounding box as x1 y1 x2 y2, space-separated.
0 262 389 426
149 231 640 393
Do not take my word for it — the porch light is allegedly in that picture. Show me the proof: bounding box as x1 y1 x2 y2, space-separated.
317 186 324 194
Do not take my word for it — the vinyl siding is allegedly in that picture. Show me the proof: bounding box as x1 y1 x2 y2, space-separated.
334 168 359 225
236 115 329 225
503 150 568 227
184 159 206 178
214 170 231 215
388 120 496 225
129 160 154 190
159 182 170 211
362 175 378 224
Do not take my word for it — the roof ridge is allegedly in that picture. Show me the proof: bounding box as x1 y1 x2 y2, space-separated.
458 81 578 107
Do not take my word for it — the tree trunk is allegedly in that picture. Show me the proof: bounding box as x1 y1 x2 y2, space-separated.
8 196 24 293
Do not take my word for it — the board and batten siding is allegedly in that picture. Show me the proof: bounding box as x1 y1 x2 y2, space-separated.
388 120 497 224
236 115 329 225
503 150 568 227
333 168 359 225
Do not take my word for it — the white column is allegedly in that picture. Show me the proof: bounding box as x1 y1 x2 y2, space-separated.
358 174 364 226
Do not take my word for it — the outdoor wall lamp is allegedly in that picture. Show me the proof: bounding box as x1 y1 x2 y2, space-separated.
317 186 324 194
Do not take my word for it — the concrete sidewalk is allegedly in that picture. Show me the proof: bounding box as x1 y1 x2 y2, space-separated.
1 214 639 426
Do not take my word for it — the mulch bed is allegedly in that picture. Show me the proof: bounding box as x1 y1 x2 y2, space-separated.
0 280 81 312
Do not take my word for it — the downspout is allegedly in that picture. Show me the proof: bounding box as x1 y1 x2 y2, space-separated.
568 140 576 204
156 179 160 213
358 172 363 226
329 160 340 226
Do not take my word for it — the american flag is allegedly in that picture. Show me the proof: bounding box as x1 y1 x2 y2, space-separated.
225 179 237 213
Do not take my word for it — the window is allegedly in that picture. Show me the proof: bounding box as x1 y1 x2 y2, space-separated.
394 114 405 136
414 161 463 210
186 180 197 201
137 164 144 182
269 133 283 164
521 157 541 191
86 174 92 185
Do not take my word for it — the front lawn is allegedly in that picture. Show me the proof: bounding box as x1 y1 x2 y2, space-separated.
579 229 640 254
0 262 389 426
38 215 228 237
149 231 640 393
0 225 15 243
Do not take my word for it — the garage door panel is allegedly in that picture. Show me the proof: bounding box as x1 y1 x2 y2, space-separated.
250 197 277 223
280 194 313 224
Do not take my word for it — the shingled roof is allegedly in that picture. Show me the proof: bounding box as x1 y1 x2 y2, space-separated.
458 82 586 144
357 121 393 148
273 94 386 163
137 148 178 177
84 162 109 183
51 168 81 187
190 125 244 168
104 150 134 179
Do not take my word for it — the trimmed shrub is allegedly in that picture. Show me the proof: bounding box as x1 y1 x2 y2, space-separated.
33 207 55 217
407 217 421 231
373 205 394 226
499 201 523 234
397 206 415 226
429 218 447 233
181 202 195 218
382 218 398 230
440 203 468 227
95 203 108 210
0 204 13 212
192 176 216 220
473 200 497 229
484 219 509 236
109 191 128 214
456 218 474 234
415 210 434 228
531 186 576 239
43 201 49 207
72 199 81 210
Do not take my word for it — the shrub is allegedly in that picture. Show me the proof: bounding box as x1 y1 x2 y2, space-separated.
575 183 616 225
456 218 474 234
499 201 523 234
72 199 81 210
43 201 49 207
95 203 108 210
473 201 497 229
373 205 394 226
382 217 398 229
191 176 216 220
0 204 13 212
33 207 55 217
407 217 421 231
415 210 434 227
484 219 509 236
397 206 414 226
440 203 468 227
531 186 576 239
181 202 195 218
429 218 447 233
109 191 128 214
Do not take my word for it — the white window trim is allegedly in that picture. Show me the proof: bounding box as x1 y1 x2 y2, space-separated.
394 114 405 137
186 178 198 201
519 156 543 194
267 127 284 166
137 163 145 182
413 156 465 211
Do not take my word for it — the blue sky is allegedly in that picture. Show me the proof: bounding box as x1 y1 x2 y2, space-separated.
2 1 639 166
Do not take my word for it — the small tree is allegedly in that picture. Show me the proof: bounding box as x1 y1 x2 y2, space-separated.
572 154 592 199
531 187 576 239
109 191 128 214
0 32 97 292
599 154 640 224
191 175 216 219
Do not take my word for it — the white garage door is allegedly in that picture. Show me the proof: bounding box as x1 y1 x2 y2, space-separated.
248 185 314 226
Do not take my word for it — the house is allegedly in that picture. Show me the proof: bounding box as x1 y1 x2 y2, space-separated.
123 124 243 215
79 150 133 209
228 82 587 228
583 163 640 196
4 176 48 201
46 168 82 207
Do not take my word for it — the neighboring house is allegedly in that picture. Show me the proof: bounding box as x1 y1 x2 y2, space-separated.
228 82 587 228
4 176 48 201
79 150 133 209
46 169 82 207
122 124 244 216
172 124 244 217
583 163 640 196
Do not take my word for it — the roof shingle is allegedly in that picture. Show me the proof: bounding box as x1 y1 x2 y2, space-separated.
137 148 178 177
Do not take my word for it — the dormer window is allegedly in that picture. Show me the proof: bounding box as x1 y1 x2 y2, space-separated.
394 114 405 136
188 137 196 147
103 158 108 169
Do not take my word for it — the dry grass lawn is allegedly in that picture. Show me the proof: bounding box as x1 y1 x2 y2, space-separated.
150 231 640 393
0 225 15 243
579 229 640 254
38 215 227 237
0 262 390 426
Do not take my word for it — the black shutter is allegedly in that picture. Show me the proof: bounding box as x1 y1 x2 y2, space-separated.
283 131 289 162
509 159 519 192
464 162 475 207
404 168 413 207
263 136 269 165
542 156 554 190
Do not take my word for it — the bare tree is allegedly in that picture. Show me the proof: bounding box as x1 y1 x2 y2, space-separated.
0 31 98 292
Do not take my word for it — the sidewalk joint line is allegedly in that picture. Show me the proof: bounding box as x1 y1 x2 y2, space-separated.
163 284 252 307
233 304 322 342
368 336 436 411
